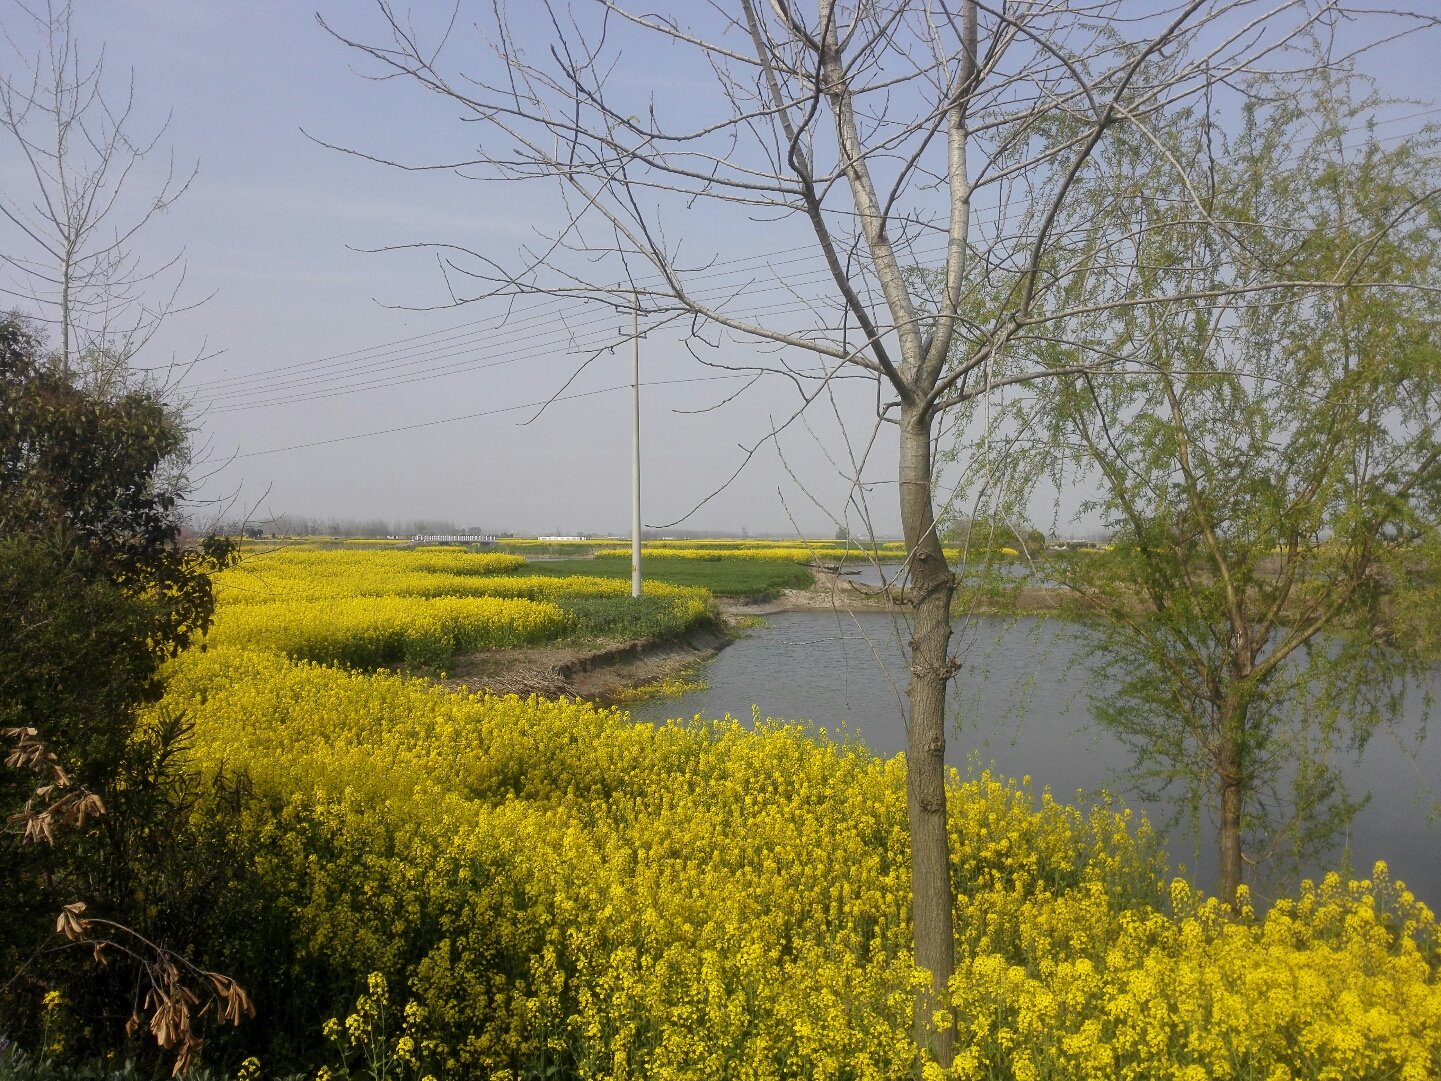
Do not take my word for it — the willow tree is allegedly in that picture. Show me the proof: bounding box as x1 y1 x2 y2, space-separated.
982 68 1441 903
320 1 1430 1065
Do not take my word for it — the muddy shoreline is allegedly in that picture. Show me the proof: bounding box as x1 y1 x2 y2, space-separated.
436 574 1078 703
436 622 735 702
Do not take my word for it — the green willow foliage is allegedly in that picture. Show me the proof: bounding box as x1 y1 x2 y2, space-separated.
961 66 1441 898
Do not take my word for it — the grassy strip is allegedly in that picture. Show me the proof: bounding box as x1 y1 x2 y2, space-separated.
523 556 813 599
212 548 721 671
558 594 718 642
954 584 1092 618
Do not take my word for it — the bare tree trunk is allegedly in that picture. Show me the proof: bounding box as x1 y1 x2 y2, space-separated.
1218 708 1244 903
899 405 956 1066
60 239 73 375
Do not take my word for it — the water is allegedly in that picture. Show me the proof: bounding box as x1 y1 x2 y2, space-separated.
831 560 1059 589
828 561 903 588
630 611 1440 906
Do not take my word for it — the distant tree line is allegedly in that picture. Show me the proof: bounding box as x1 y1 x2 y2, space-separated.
235 515 490 539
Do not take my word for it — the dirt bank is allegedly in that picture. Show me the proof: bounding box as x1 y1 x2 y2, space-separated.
435 575 1079 703
437 623 734 702
719 570 1079 617
715 569 908 616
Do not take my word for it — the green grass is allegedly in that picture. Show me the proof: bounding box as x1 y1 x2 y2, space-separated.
558 595 715 642
523 557 814 599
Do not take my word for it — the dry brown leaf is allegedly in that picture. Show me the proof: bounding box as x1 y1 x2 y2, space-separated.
55 901 88 939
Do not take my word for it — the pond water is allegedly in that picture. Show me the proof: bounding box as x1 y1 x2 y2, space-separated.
831 559 1059 589
629 611 1440 906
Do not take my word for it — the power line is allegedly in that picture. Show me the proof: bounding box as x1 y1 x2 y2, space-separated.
188 243 926 411
191 253 944 412
186 297 583 392
181 191 1070 403
184 244 884 394
232 373 752 458
189 118 1441 415
186 245 908 402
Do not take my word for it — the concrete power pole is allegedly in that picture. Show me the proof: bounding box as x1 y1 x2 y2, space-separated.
631 296 642 599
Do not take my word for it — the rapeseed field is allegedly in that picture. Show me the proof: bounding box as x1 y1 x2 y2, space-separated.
207 545 713 668
148 544 1439 1079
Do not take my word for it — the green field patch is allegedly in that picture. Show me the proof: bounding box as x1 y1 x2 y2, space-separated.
525 556 813 598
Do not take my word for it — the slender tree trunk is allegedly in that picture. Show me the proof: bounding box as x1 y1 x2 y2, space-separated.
1217 704 1244 902
60 246 72 376
899 405 957 1067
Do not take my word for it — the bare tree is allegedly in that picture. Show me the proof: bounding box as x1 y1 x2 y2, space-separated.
0 0 198 391
317 1 1435 1067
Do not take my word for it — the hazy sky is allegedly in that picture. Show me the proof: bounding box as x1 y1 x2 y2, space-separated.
3 2 1438 537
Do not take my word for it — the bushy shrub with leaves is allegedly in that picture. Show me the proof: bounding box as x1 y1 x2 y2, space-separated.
1 317 246 1071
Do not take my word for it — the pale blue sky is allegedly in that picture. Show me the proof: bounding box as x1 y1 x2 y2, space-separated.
3 1 1438 537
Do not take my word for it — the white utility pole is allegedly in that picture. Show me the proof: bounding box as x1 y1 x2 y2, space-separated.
631 296 642 598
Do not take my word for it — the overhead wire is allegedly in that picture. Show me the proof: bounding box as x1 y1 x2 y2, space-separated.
193 243 958 413
187 188 1166 413
187 233 969 407
207 115 1440 449
189 173 1183 409
232 374 756 458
